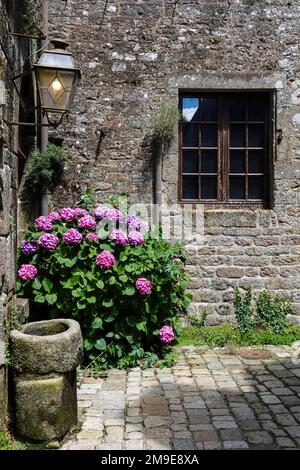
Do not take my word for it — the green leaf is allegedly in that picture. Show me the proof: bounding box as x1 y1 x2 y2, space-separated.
45 293 57 305
92 318 103 329
96 280 104 289
77 299 87 310
136 321 147 332
87 296 96 304
84 339 93 351
106 332 114 338
32 278 42 290
64 258 77 268
95 338 106 350
109 276 116 285
103 298 113 308
119 274 128 283
124 287 135 296
34 294 45 303
42 278 53 293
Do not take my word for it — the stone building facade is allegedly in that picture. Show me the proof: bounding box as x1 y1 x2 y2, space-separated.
0 0 41 429
48 0 300 325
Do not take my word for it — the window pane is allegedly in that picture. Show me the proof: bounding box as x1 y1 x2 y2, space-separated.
201 124 218 147
248 99 265 121
201 150 218 173
201 176 217 199
248 124 265 147
229 176 245 199
248 176 264 199
229 99 246 121
182 150 199 173
248 150 265 173
182 124 199 147
182 98 200 122
230 150 246 173
230 124 246 147
182 176 199 199
199 98 218 121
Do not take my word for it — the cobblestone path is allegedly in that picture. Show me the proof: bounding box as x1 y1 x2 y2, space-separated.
61 346 300 450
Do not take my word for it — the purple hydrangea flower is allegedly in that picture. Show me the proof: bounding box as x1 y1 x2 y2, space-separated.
111 229 128 246
62 228 83 244
38 233 59 250
35 216 53 232
159 325 175 344
86 232 100 242
126 215 149 232
21 241 37 256
18 264 38 281
94 206 110 220
59 207 77 222
128 230 144 245
135 277 152 295
106 208 123 222
74 208 89 217
78 215 97 230
96 251 116 269
47 211 61 222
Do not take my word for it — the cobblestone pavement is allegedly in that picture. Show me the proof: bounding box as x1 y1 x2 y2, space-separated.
61 346 300 450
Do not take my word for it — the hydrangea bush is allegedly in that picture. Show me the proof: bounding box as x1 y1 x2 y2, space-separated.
17 202 191 369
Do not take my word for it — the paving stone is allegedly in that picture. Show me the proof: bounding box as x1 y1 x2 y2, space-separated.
245 431 274 444
124 432 143 440
271 387 293 396
104 418 124 427
68 441 98 450
285 426 300 438
142 405 169 416
220 429 243 440
238 420 261 431
203 442 222 449
274 414 297 426
213 421 238 430
276 437 296 448
146 428 172 439
260 394 281 405
96 443 124 450
173 439 195 450
146 439 171 450
125 440 144 450
223 441 249 449
144 416 171 428
193 430 219 442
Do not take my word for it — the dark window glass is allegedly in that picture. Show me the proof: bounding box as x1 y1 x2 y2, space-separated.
182 124 199 147
230 124 246 147
248 99 265 121
201 124 218 147
200 98 218 121
201 176 217 199
248 124 265 147
248 176 264 199
182 176 199 199
230 150 246 173
229 176 245 199
229 99 246 121
182 150 199 173
201 150 218 173
248 150 264 173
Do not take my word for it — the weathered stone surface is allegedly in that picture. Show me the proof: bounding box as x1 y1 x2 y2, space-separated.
13 373 77 441
10 319 83 374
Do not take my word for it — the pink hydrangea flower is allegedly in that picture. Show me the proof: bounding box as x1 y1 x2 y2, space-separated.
94 206 109 220
135 278 152 295
96 251 116 269
47 211 61 222
78 215 97 230
60 207 77 222
21 241 37 255
106 208 123 222
38 233 59 250
18 264 38 281
128 230 144 245
35 216 53 232
126 215 149 232
159 325 175 344
62 228 83 244
111 229 128 246
74 208 89 217
86 232 100 242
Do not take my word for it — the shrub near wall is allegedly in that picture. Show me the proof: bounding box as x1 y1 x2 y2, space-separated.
17 205 191 369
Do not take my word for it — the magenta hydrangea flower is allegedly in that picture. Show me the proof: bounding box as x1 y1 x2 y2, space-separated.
74 208 89 217
38 233 59 250
35 216 53 232
126 215 149 232
96 251 116 269
62 228 83 244
128 230 144 245
94 206 110 220
18 264 38 281
21 240 37 256
78 215 97 230
86 232 100 242
159 325 175 344
59 207 77 222
111 229 128 246
135 278 152 295
106 208 123 222
47 211 61 222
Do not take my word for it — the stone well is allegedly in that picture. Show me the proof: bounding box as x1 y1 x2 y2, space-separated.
10 319 83 442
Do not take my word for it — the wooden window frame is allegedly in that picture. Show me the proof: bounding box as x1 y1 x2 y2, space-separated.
178 91 273 208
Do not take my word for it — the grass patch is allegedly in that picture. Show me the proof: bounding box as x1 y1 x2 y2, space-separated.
0 431 25 451
175 324 300 348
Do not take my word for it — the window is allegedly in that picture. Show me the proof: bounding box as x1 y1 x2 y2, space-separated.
179 92 272 206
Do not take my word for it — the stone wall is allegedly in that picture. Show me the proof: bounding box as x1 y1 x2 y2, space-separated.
0 0 41 429
48 1 300 324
